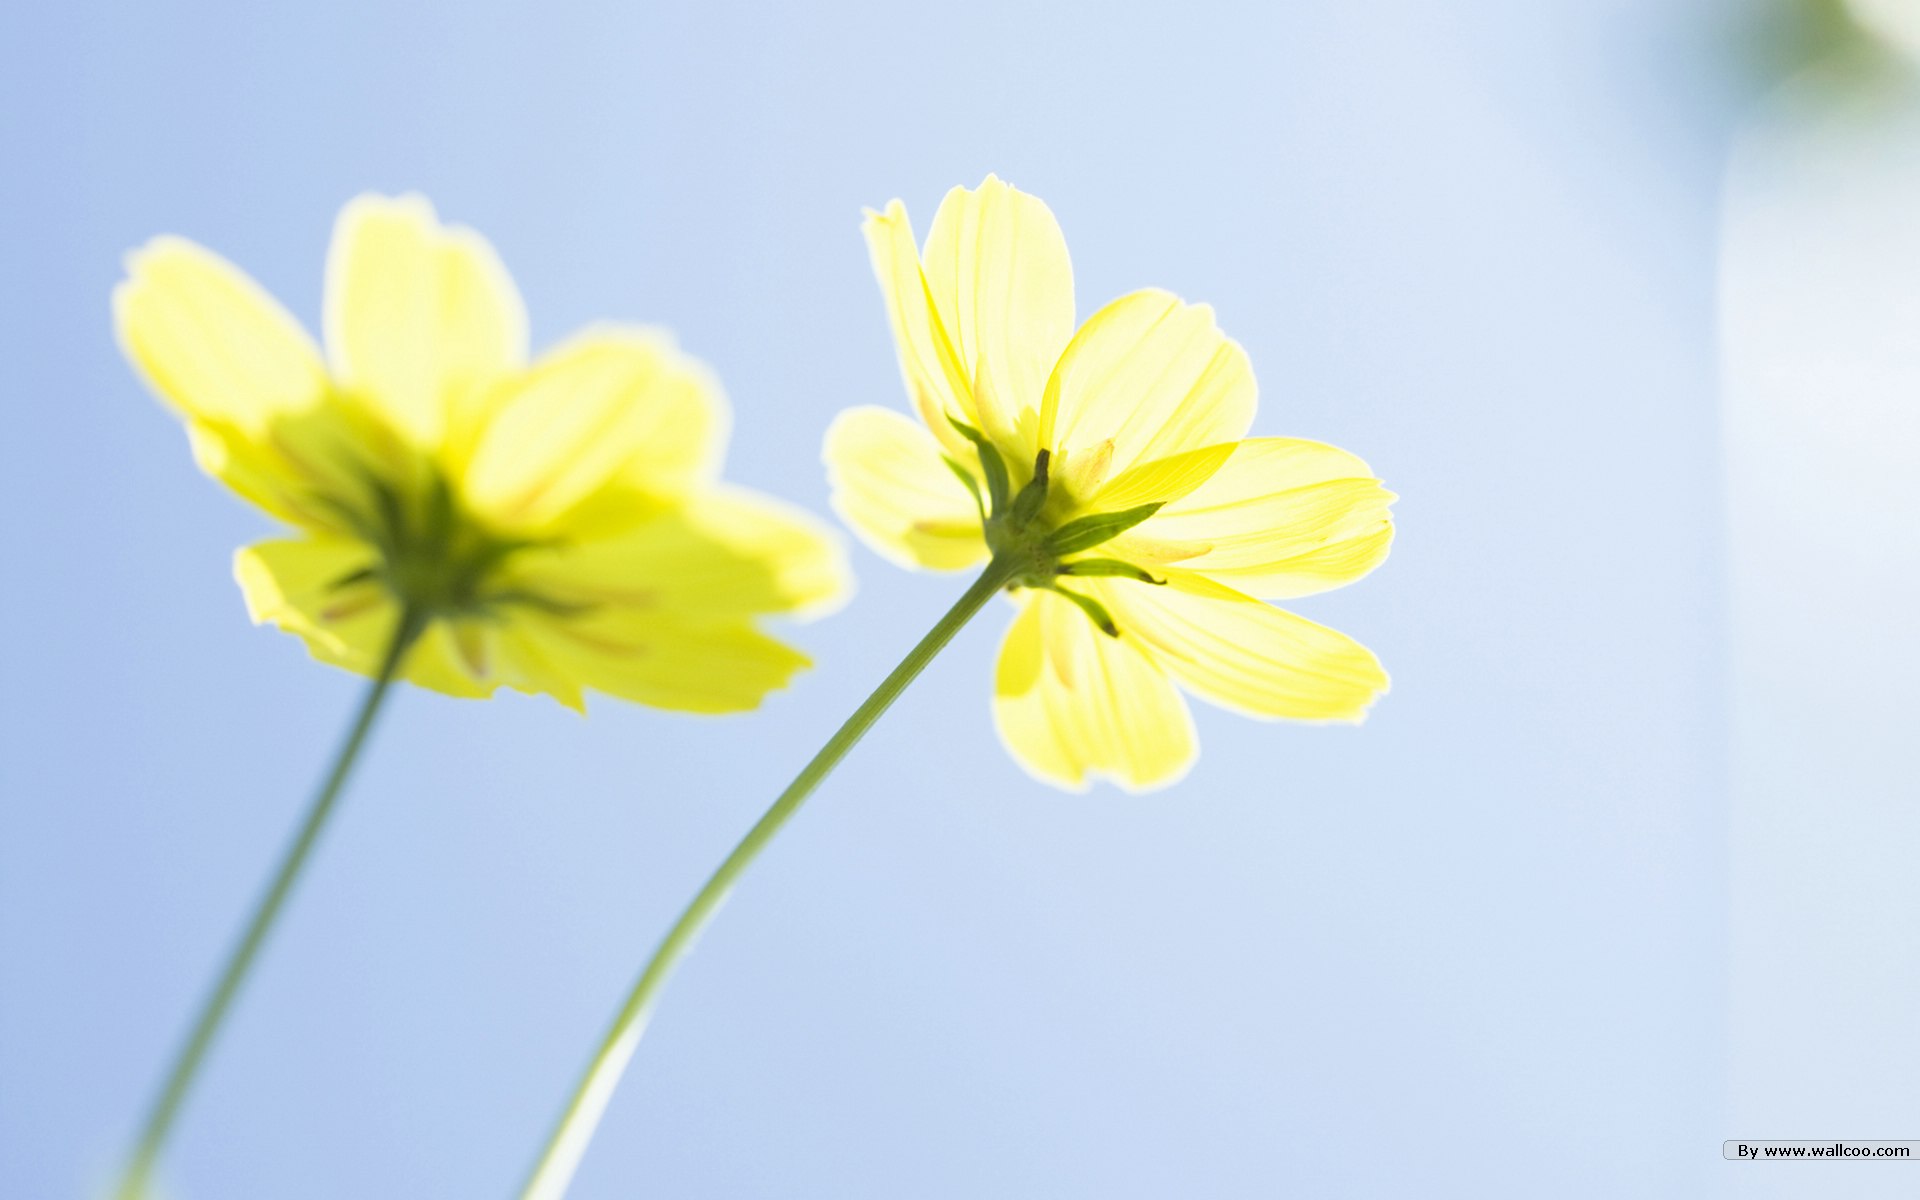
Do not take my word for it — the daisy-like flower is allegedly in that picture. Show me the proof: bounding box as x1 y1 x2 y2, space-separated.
516 178 1395 1200
110 194 846 1200
117 194 846 711
825 175 1392 790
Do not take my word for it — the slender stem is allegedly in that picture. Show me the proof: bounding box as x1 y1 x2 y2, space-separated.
519 557 1019 1200
117 607 426 1200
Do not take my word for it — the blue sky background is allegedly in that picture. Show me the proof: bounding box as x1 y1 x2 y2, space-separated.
2 1 1773 1196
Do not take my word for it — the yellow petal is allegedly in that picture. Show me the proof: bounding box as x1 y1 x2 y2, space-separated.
487 624 587 711
518 609 810 714
235 535 379 650
461 328 724 536
411 614 591 709
861 200 977 459
1092 573 1387 721
1039 289 1255 498
404 621 504 699
991 592 1197 792
181 419 337 531
234 537 495 697
822 405 988 572
114 237 356 524
920 175 1074 456
652 487 851 618
324 193 527 449
1119 438 1395 598
1080 442 1237 515
115 236 330 434
507 486 851 619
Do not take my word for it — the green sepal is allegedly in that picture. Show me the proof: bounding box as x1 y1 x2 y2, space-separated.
325 565 379 593
423 471 457 546
1005 447 1051 529
1050 585 1121 637
948 416 1010 516
473 588 596 619
310 493 386 551
942 455 988 524
1055 558 1165 584
363 472 409 557
1042 501 1164 557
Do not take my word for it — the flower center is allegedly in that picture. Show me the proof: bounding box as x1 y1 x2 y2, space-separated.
951 422 1166 637
319 466 559 621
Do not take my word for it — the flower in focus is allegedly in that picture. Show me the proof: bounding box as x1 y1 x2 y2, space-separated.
826 176 1392 790
117 194 847 712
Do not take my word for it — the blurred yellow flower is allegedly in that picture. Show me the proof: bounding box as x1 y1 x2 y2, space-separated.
827 176 1392 790
117 194 846 712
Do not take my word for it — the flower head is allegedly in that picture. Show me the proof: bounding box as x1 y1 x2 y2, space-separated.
826 176 1392 791
118 194 847 712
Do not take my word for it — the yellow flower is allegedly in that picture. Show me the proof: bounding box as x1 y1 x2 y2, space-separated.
826 176 1393 791
117 194 847 712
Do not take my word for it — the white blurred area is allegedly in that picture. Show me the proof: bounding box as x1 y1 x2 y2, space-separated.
1847 0 1920 61
1722 21 1920 1198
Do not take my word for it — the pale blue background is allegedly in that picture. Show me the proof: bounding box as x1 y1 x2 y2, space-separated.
1 2 1760 1197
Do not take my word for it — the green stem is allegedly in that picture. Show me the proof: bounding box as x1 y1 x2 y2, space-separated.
117 607 426 1200
519 557 1019 1200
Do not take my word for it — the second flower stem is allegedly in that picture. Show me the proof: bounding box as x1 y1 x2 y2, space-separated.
519 556 1019 1200
117 606 425 1200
